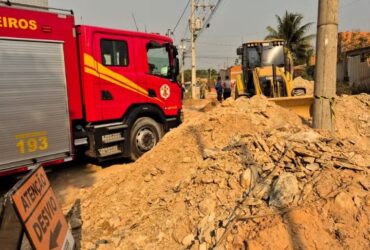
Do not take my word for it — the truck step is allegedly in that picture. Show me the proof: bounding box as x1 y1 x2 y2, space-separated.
107 124 128 131
102 133 125 144
98 145 122 157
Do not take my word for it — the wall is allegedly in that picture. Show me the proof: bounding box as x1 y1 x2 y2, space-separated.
337 61 346 82
347 55 370 93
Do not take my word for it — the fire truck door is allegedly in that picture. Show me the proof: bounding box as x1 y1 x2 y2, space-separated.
145 41 173 105
94 33 139 120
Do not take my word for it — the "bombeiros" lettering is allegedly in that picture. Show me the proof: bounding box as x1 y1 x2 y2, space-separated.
0 16 37 30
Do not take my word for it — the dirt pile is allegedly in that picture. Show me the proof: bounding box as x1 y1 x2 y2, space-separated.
335 94 370 149
75 95 369 250
293 77 314 96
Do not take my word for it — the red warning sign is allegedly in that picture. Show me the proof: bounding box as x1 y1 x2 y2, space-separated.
10 166 74 250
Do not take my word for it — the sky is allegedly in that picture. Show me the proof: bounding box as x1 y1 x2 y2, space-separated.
49 0 370 70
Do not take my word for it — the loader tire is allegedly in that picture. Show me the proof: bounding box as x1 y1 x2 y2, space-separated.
129 117 163 161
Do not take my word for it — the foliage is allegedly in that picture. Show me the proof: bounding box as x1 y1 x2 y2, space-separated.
266 11 315 65
181 69 218 82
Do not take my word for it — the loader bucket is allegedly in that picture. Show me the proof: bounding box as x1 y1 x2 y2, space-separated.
270 96 314 119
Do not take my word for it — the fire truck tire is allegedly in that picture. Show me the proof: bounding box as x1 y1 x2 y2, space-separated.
130 117 163 160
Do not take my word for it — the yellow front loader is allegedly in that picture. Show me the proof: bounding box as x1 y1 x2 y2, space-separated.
235 40 313 118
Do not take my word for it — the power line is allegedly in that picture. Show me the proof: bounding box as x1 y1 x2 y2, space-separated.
197 41 235 47
196 0 224 37
172 0 190 33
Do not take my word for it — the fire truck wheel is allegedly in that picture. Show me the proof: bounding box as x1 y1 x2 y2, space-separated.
130 117 163 160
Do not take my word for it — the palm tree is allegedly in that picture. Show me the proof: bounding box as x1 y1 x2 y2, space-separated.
266 11 315 65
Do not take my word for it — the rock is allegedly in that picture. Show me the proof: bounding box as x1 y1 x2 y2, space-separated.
183 157 192 163
240 168 253 189
190 240 200 250
172 225 189 244
156 232 166 242
293 147 320 158
315 175 336 198
69 217 82 229
216 227 226 242
262 163 274 172
182 233 195 246
335 192 355 211
333 161 364 171
305 163 320 171
359 177 370 191
228 177 240 191
96 239 109 245
253 183 271 200
269 173 300 208
144 174 152 182
96 244 113 250
85 242 96 250
199 242 208 250
295 172 306 179
108 216 121 228
105 186 117 196
255 136 270 152
203 148 219 159
203 226 213 244
274 143 285 153
111 236 122 247
350 154 367 167
173 181 182 193
284 163 295 171
300 183 313 202
353 196 362 208
289 130 321 143
199 198 216 216
303 157 315 164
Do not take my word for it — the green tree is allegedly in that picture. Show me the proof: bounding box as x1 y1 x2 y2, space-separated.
266 11 315 65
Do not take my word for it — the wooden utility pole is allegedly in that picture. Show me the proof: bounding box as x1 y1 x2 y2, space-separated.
312 0 339 131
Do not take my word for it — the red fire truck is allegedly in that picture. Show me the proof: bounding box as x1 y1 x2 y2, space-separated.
0 2 182 176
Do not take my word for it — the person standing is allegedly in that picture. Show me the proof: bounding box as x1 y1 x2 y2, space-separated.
222 75 232 100
215 76 223 102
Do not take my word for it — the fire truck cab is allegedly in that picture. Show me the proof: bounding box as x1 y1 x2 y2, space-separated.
0 2 182 176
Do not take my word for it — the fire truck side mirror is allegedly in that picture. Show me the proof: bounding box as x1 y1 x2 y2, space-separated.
172 58 180 82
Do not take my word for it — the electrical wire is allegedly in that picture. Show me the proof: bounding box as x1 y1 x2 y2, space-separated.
172 0 191 33
196 0 224 37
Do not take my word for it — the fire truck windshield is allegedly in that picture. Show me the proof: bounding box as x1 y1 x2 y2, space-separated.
147 46 171 79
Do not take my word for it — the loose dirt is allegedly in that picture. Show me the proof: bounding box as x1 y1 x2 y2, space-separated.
63 94 369 250
293 77 314 96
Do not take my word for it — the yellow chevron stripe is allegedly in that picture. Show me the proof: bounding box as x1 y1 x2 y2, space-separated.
84 67 99 78
99 74 145 97
84 53 147 95
84 53 98 70
83 54 165 104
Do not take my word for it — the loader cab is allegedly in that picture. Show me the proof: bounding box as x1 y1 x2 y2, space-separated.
236 40 290 97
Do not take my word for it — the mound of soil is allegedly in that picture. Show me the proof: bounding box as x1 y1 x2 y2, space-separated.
293 77 314 96
335 94 370 149
68 95 369 250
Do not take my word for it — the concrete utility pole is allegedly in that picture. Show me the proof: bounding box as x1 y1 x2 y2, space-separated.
313 0 339 131
191 0 197 99
179 39 186 84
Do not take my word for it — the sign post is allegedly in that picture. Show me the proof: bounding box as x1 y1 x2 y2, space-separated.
8 166 74 250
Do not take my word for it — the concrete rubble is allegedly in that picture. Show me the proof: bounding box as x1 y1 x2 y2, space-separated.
65 94 369 250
